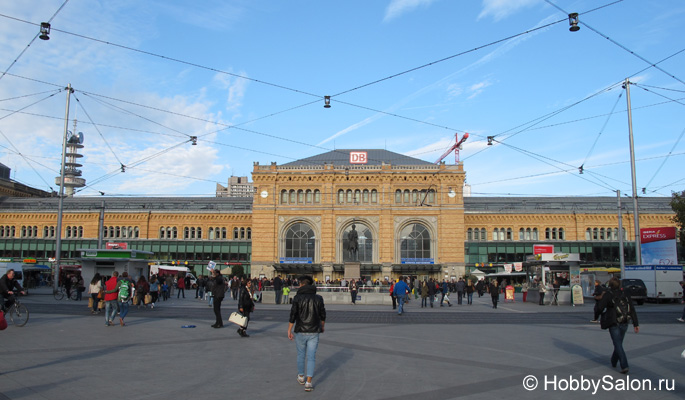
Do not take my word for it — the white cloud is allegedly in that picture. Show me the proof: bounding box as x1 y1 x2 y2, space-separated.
384 0 437 22
478 0 540 22
467 80 493 99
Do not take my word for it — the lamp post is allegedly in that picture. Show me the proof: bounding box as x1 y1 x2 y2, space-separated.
624 79 641 265
54 84 73 293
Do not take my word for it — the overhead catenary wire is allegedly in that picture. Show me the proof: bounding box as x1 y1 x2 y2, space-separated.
0 0 70 84
544 0 685 87
73 94 126 167
1 3 682 197
580 91 623 170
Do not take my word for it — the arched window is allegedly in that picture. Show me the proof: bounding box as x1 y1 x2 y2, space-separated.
285 222 316 260
314 190 321 203
428 189 435 204
281 190 288 204
493 228 499 241
354 189 361 203
400 223 432 261
338 190 345 204
79 226 84 238
395 190 402 203
160 227 166 239
480 228 487 241
506 228 513 241
240 227 245 239
197 227 202 239
585 228 592 240
411 190 419 204
221 227 227 239
347 189 353 203
297 190 304 203
289 190 296 203
172 227 177 239
306 190 312 203
404 190 410 203
234 228 239 239
247 228 251 239
593 228 598 240
599 228 605 240
343 223 373 263
558 228 564 240
362 189 369 203
184 227 190 239
209 228 215 240
468 228 473 241
371 189 377 203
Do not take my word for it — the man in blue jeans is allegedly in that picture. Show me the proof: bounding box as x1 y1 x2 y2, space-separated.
288 275 326 392
598 277 639 374
394 276 410 315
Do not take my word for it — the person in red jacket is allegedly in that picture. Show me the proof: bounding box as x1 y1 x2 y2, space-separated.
177 274 186 299
103 271 119 326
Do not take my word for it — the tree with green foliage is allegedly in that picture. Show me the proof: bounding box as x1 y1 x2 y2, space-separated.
231 265 245 278
670 190 685 243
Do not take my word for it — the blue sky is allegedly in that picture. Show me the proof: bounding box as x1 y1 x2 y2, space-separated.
0 0 683 198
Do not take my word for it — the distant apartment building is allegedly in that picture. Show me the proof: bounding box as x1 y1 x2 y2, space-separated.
0 163 52 198
216 176 255 198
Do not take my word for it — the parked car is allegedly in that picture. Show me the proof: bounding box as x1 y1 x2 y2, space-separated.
621 278 647 305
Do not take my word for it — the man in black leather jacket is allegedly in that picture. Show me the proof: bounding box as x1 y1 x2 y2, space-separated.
287 276 326 392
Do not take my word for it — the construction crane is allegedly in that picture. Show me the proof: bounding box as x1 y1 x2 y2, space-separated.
434 132 469 164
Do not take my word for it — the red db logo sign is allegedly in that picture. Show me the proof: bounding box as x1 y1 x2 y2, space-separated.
350 151 367 164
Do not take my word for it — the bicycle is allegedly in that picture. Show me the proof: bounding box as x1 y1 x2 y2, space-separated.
53 286 78 301
3 294 29 327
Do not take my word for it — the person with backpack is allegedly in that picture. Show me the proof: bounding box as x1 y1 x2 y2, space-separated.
115 272 133 326
598 277 639 374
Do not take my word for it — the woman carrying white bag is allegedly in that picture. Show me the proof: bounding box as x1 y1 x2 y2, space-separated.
235 279 255 338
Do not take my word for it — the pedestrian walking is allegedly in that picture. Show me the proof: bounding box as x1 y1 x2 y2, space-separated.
598 277 639 374
591 280 605 323
538 280 547 305
394 276 410 315
177 274 185 298
237 279 255 337
88 273 102 314
149 276 159 308
283 285 291 304
420 281 428 308
210 269 225 328
440 280 452 307
389 281 396 310
103 271 119 326
427 279 436 307
456 277 465 305
288 275 326 392
489 280 499 309
135 276 150 308
273 275 283 304
521 281 528 303
466 279 474 305
116 272 133 326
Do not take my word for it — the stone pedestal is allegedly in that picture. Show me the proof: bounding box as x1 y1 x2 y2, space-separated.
344 262 360 280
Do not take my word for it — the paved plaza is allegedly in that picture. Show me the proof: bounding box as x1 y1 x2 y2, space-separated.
1 290 683 400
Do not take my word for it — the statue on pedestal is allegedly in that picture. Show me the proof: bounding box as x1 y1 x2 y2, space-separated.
347 224 359 260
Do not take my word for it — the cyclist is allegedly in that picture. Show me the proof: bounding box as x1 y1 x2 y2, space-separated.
0 269 26 312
